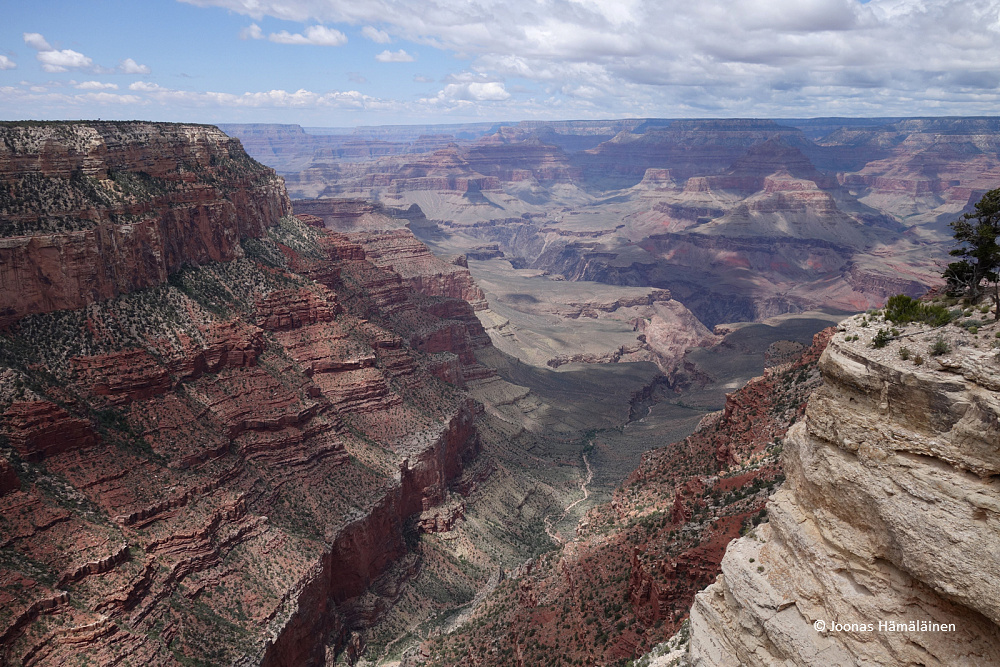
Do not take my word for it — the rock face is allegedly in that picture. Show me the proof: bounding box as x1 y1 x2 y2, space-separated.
227 117 960 330
687 312 1000 665
0 123 494 666
0 121 290 327
421 330 832 666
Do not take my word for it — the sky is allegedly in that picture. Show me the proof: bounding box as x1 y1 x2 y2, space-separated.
3 0 1000 127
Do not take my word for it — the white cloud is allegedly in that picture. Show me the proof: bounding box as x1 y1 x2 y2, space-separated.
129 81 167 92
119 58 151 74
268 25 347 46
176 0 1000 116
0 56 15 70
120 80 395 111
37 49 93 73
362 26 392 43
81 92 143 104
414 75 434 83
23 32 95 73
375 49 414 62
240 23 264 39
76 80 119 90
22 33 51 51
437 81 510 101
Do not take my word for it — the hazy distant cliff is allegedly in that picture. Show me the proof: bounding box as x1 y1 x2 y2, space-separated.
686 310 1000 665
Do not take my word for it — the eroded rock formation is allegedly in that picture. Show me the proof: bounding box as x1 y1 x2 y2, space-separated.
0 123 494 666
0 121 290 326
687 312 1000 665
420 331 832 665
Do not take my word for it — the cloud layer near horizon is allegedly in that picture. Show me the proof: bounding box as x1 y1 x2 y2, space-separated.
174 0 1000 116
6 0 1000 124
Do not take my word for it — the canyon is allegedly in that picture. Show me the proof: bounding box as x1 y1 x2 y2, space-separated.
2 118 997 667
0 122 529 665
223 116 990 330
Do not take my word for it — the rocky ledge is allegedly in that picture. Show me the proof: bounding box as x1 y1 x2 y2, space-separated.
686 308 1000 665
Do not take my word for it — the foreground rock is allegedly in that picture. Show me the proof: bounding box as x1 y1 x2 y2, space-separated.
687 309 1000 665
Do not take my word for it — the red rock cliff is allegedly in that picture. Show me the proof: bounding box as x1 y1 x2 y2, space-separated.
0 121 290 326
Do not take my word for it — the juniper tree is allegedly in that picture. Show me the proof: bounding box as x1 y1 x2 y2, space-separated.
946 188 1000 320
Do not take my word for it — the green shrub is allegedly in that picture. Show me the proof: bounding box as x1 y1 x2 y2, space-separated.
883 294 953 327
872 328 892 348
899 346 911 361
930 336 950 356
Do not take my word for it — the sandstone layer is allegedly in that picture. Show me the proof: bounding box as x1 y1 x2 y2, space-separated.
0 122 290 327
687 309 1000 665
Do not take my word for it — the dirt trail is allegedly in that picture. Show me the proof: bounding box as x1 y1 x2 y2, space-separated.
543 453 593 545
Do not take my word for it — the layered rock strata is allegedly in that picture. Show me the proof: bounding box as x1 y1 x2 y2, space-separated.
0 121 290 327
687 312 1000 665
422 331 833 665
0 124 494 666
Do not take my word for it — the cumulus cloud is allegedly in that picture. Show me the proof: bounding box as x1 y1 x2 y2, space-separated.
0 56 15 70
269 25 347 45
362 26 391 43
22 33 51 51
23 32 95 72
119 58 151 74
240 23 265 39
375 49 414 62
176 0 1000 116
129 81 167 92
76 80 119 90
36 49 93 73
437 81 510 101
413 75 434 83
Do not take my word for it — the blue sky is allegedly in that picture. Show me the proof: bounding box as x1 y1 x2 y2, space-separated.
3 0 1000 126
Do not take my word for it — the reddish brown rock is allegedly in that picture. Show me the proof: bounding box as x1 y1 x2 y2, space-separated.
256 287 339 331
3 401 98 461
0 459 20 495
0 123 504 667
0 122 289 327
71 349 172 404
293 213 325 228
418 500 466 533
423 330 833 666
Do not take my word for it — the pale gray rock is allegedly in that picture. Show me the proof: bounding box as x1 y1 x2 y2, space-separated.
687 317 1000 666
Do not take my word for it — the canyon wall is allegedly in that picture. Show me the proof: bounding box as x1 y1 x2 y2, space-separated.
0 123 493 666
0 121 290 327
421 330 833 665
687 310 1000 665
